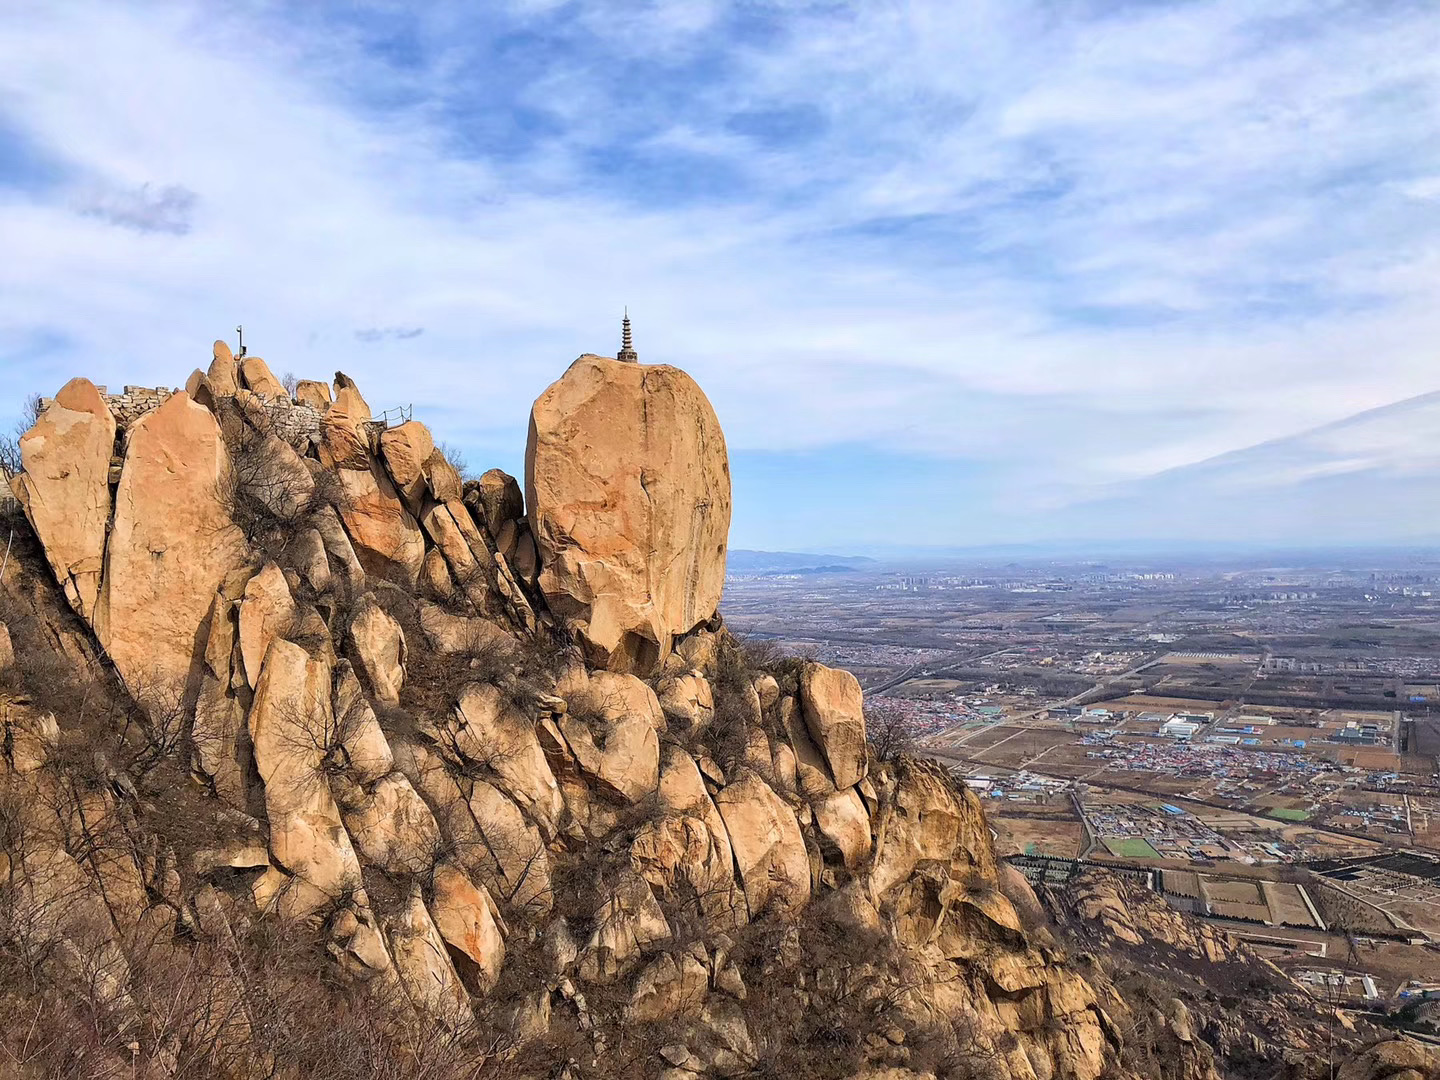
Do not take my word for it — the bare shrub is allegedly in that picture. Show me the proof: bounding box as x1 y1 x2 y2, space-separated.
697 631 758 772
0 393 42 481
214 399 347 567
0 434 21 480
866 703 914 763
435 441 476 485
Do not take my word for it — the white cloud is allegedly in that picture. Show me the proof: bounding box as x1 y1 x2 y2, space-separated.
0 0 1438 545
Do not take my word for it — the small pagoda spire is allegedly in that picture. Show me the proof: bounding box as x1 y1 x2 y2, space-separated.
617 308 638 363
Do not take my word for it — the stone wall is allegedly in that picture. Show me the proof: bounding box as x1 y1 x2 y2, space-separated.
105 385 176 427
253 397 325 447
36 385 325 447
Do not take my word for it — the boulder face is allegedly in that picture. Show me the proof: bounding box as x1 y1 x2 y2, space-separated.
713 768 811 918
525 354 731 675
93 392 248 711
800 662 868 790
10 378 116 621
334 457 425 585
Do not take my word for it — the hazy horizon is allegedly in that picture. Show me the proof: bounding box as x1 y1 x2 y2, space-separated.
4 1 1439 550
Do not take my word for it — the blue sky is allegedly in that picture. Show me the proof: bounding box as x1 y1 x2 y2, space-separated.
3 0 1440 550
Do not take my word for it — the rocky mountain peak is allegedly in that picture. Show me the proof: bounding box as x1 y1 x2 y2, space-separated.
0 337 1428 1080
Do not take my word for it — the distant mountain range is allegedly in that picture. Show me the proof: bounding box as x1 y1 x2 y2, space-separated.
726 549 878 573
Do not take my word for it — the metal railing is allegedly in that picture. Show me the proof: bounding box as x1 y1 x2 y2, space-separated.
372 405 413 428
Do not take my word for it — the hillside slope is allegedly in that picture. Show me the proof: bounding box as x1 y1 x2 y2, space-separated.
0 341 1429 1080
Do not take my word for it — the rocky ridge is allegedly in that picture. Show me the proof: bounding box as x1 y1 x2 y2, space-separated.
0 339 1431 1080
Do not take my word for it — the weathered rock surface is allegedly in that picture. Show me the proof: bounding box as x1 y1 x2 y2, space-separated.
191 583 250 800
208 340 239 395
294 379 332 410
348 594 406 705
319 383 372 469
379 420 435 512
632 746 745 929
10 378 116 620
249 640 362 917
239 356 287 399
658 671 715 731
812 786 872 870
714 768 810 918
94 392 248 711
800 662 868 790
555 667 662 804
526 354 731 674
446 682 563 837
869 757 993 901
430 862 506 995
238 562 298 690
334 457 425 585
578 871 671 983
474 467 523 536
383 883 472 1026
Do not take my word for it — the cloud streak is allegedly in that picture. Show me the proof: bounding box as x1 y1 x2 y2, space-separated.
355 326 424 342
77 182 197 234
0 0 1438 547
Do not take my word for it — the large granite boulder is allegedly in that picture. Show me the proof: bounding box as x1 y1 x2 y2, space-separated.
378 420 434 511
799 662 868 789
382 884 472 1026
868 757 995 902
334 457 425 586
249 640 362 916
10 378 116 621
447 683 563 837
347 594 406 705
208 340 239 395
713 768 811 918
430 862 505 995
525 354 731 675
238 356 287 400
630 746 745 929
93 392 248 712
555 667 662 804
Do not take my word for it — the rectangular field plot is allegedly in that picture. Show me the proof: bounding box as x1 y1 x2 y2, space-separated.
1204 880 1265 906
1162 870 1202 897
1101 837 1162 859
1264 883 1321 928
991 816 1084 858
1267 808 1311 822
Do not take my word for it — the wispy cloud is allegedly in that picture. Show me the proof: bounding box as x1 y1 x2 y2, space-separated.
0 0 1438 546
355 326 425 342
77 181 197 234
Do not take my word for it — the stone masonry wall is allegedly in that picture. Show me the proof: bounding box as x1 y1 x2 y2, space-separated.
36 385 325 446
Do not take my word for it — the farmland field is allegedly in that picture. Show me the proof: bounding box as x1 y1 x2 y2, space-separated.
1102 837 1161 859
1267 808 1311 822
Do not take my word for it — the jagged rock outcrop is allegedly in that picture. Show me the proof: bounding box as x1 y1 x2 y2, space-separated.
526 353 731 675
94 392 249 712
249 639 363 918
8 377 115 621
430 862 506 995
800 661 868 789
714 768 811 918
348 594 407 705
631 745 745 929
0 336 1378 1080
334 457 426 585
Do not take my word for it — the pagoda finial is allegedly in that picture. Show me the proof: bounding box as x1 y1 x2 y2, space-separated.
617 308 638 363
